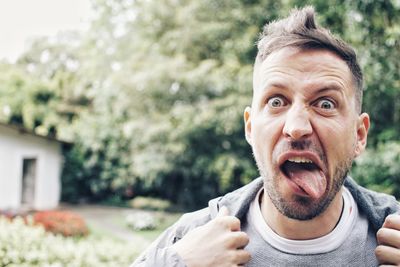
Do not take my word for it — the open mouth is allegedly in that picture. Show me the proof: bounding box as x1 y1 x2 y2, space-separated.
279 156 327 199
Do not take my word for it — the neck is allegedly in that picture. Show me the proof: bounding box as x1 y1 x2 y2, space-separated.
260 188 344 240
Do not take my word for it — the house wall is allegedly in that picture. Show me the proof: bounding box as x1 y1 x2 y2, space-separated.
0 125 62 210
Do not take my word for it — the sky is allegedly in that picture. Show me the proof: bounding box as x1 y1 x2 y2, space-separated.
0 0 92 63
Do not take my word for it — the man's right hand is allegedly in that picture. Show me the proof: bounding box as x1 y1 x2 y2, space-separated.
171 206 251 267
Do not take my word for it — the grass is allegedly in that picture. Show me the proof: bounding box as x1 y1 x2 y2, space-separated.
104 209 182 243
87 222 123 242
63 204 183 259
132 212 182 241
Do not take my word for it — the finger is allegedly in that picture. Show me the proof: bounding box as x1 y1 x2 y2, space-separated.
375 245 400 265
233 249 251 265
382 214 400 230
213 215 241 234
217 206 229 217
226 231 249 249
216 215 241 231
377 228 400 248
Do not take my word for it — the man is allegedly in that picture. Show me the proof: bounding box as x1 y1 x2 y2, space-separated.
132 7 400 266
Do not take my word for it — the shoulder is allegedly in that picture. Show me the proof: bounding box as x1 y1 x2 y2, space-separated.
131 177 264 266
131 208 212 266
345 176 400 231
173 207 213 240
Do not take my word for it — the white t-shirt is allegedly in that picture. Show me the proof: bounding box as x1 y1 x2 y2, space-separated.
247 187 358 254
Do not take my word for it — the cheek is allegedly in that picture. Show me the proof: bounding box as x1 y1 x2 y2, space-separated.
251 116 284 164
315 119 357 166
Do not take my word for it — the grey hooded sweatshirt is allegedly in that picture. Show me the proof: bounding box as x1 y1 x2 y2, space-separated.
131 177 399 267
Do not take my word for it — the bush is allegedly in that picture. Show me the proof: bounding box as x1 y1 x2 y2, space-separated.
33 211 89 237
129 196 172 211
352 142 400 197
125 211 157 231
0 216 137 266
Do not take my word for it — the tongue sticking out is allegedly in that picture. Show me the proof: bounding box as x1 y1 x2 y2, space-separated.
284 162 327 199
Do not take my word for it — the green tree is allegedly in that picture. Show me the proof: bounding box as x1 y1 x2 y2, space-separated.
2 0 399 207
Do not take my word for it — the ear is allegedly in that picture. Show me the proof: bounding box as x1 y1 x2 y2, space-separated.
354 113 370 157
244 106 252 145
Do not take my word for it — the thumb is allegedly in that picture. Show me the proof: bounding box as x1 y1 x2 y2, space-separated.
217 206 229 217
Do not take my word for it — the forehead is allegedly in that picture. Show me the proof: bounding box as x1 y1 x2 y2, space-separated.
253 47 353 93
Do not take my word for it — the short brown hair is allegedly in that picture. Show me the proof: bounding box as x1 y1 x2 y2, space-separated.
256 6 363 113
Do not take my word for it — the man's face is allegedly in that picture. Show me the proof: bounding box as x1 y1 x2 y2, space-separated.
244 47 369 220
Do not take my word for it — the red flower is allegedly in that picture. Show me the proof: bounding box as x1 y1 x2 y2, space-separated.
33 210 89 237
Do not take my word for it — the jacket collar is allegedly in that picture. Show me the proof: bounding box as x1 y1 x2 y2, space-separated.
209 176 400 232
208 177 263 220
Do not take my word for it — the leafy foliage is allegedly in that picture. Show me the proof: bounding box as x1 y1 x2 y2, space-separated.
0 0 399 208
129 197 172 211
0 216 136 266
352 142 400 197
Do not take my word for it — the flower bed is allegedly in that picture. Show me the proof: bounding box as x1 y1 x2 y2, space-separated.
0 216 137 266
33 210 89 237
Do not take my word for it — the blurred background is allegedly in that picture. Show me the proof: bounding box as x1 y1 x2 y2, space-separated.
0 0 399 265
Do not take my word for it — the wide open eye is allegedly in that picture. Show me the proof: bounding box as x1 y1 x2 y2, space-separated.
267 96 286 108
315 98 336 110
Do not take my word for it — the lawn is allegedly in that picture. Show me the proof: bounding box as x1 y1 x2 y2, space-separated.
56 204 184 262
69 205 183 255
131 211 182 241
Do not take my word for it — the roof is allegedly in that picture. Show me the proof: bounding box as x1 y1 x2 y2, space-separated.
0 122 71 145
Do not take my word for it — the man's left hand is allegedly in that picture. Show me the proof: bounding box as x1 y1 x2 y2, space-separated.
376 214 400 266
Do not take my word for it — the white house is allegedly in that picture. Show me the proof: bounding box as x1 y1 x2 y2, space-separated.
0 122 65 211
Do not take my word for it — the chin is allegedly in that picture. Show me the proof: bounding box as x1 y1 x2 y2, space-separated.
281 195 329 221
267 182 332 221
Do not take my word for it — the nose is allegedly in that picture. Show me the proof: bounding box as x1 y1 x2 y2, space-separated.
283 106 313 140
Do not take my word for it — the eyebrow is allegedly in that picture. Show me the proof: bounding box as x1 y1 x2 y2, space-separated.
263 82 345 94
266 82 287 90
258 82 288 94
314 84 344 94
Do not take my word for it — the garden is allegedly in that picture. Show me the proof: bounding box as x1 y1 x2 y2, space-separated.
0 200 181 266
0 214 134 266
0 0 399 264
